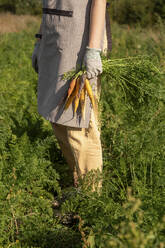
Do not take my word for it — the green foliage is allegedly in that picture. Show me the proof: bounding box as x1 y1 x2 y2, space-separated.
154 0 165 19
0 26 62 247
110 0 165 26
0 0 42 14
0 21 165 247
13 0 42 15
62 186 165 248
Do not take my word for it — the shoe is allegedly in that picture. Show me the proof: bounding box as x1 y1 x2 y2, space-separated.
52 187 81 209
53 209 79 227
60 212 78 226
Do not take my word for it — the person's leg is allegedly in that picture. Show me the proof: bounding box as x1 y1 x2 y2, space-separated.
67 112 102 190
51 122 79 187
66 75 103 191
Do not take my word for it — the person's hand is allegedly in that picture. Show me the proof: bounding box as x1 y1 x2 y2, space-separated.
32 40 41 73
82 46 103 79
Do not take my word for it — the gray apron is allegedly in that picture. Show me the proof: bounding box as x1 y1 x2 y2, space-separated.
37 0 112 128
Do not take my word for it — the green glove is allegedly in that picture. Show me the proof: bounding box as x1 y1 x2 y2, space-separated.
83 46 103 79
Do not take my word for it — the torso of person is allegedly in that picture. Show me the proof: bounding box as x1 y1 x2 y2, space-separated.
37 0 111 128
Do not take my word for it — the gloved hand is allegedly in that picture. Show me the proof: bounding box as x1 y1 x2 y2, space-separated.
32 40 41 73
82 46 103 79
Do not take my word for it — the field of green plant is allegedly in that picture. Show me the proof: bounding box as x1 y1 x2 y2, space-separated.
0 20 165 248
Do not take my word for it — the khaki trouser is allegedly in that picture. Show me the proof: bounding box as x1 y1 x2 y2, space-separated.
51 31 108 191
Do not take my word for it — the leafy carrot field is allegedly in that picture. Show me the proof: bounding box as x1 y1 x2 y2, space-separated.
0 21 165 247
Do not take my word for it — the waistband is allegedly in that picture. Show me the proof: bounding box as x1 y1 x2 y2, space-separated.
42 8 73 17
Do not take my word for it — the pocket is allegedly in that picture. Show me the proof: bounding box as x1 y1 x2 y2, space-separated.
41 7 74 49
42 8 73 17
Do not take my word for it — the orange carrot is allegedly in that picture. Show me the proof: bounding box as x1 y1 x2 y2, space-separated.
65 77 80 111
65 87 76 110
74 77 81 96
67 77 77 99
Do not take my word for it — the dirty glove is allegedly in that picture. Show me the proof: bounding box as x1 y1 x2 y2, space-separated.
83 46 102 79
32 41 40 73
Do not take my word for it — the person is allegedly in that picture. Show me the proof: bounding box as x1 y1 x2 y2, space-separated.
32 0 112 193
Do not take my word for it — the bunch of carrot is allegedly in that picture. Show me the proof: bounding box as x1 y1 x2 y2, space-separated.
64 73 95 120
62 55 161 121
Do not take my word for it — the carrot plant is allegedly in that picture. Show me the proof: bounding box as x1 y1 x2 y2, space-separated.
0 21 164 248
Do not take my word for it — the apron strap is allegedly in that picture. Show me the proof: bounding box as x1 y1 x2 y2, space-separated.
106 3 112 54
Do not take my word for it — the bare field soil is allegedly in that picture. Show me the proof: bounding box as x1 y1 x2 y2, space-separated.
0 12 40 34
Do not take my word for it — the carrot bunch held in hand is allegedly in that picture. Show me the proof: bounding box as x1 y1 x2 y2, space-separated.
64 73 95 120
